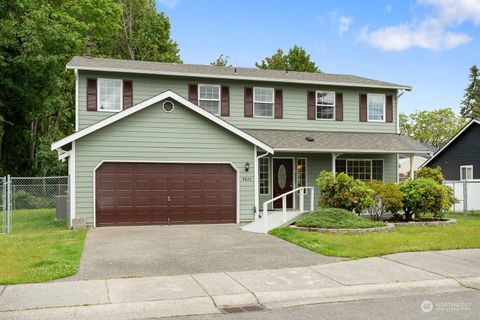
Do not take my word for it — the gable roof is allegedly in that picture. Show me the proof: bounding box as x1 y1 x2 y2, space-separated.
421 119 480 167
67 56 411 91
245 129 432 154
51 90 274 153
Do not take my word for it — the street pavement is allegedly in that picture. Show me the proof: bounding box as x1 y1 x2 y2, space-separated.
0 249 479 320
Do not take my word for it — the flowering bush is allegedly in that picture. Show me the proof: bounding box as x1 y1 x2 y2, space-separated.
367 180 404 221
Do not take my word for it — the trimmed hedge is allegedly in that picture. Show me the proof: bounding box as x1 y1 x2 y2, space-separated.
296 208 385 229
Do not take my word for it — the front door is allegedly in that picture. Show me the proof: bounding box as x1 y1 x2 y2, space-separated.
273 158 294 209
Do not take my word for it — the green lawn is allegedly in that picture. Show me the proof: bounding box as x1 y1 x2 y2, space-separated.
0 209 87 285
271 212 480 259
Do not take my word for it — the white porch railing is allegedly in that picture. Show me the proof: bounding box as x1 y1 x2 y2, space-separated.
262 186 315 233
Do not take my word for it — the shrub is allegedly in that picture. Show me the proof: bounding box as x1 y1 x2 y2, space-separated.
316 171 375 213
367 181 404 221
400 178 456 221
13 190 56 209
415 166 444 183
296 208 385 229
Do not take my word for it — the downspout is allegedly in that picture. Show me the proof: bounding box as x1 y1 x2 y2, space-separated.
74 69 79 132
254 146 270 220
396 89 406 183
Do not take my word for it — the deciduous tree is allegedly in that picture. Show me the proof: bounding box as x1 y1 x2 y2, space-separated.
256 45 320 72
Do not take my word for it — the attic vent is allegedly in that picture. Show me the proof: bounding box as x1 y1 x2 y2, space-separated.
305 136 315 142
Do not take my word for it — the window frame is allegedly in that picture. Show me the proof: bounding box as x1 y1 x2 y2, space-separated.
198 84 221 116
259 157 270 195
367 93 386 122
460 165 473 180
296 158 308 194
335 158 384 181
97 78 123 112
315 91 336 121
253 87 275 118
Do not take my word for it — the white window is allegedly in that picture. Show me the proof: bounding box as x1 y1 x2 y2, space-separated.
367 94 385 122
335 159 384 181
460 165 473 180
296 158 307 194
98 79 122 112
198 84 220 115
254 87 274 118
259 158 269 194
316 91 335 120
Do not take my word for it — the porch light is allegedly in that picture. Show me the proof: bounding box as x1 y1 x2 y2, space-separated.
245 162 250 172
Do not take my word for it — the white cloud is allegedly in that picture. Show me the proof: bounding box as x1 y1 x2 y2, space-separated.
338 16 353 36
385 4 393 13
358 0 477 51
157 0 178 9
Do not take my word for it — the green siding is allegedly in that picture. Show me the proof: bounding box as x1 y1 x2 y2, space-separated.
259 153 397 209
78 71 398 133
75 100 256 225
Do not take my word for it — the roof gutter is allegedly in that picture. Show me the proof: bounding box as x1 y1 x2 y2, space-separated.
67 65 412 91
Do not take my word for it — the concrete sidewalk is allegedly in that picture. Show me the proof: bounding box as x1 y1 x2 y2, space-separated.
1 249 479 320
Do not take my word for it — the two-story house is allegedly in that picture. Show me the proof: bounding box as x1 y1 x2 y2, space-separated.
52 56 429 228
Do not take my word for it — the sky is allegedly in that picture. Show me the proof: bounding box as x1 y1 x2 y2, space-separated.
156 0 480 115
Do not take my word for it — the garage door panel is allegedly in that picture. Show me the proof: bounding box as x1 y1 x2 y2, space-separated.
96 162 236 226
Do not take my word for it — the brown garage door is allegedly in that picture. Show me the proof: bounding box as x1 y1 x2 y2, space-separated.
95 162 236 226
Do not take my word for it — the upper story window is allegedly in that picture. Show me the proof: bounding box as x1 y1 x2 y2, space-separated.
98 79 122 112
367 94 385 122
316 91 335 120
198 84 220 115
254 87 274 118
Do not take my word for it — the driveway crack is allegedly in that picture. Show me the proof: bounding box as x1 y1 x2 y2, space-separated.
0 285 6 297
189 275 218 308
104 280 112 304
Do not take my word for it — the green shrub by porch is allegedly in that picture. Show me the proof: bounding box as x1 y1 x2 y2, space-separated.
296 208 385 229
316 171 375 213
400 178 456 221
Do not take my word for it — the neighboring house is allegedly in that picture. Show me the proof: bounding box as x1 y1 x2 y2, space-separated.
423 119 480 180
52 56 429 227
398 142 436 181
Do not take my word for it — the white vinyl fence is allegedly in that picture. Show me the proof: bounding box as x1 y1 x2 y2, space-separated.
444 180 480 215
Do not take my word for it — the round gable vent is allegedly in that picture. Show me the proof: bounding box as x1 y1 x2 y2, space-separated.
162 100 175 112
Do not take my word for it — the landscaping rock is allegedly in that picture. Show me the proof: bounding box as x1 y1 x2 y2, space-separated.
290 223 395 234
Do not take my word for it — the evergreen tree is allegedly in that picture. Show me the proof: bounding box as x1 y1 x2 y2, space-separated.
460 65 480 119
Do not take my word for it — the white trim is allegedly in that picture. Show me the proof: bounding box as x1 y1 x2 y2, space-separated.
254 148 269 220
253 87 275 118
272 157 296 209
97 78 123 112
367 93 386 122
422 119 480 167
69 142 76 227
336 158 385 181
74 69 79 131
460 165 474 180
315 91 336 121
273 148 430 154
198 84 221 116
92 160 241 228
67 64 412 91
52 90 273 154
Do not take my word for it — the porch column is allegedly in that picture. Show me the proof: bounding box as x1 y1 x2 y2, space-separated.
409 154 415 180
331 153 341 174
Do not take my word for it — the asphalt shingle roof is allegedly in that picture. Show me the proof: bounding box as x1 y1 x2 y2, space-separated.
244 129 431 154
67 56 411 90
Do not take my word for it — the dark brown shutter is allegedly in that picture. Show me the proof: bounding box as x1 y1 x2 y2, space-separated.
123 80 133 109
87 78 97 111
188 84 198 104
274 89 283 119
335 92 343 121
386 94 393 122
221 86 230 116
359 93 367 122
244 87 253 117
307 91 316 120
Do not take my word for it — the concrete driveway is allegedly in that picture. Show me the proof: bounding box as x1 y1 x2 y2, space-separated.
69 224 341 280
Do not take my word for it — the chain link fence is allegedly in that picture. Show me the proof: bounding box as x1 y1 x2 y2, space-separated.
0 176 69 233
